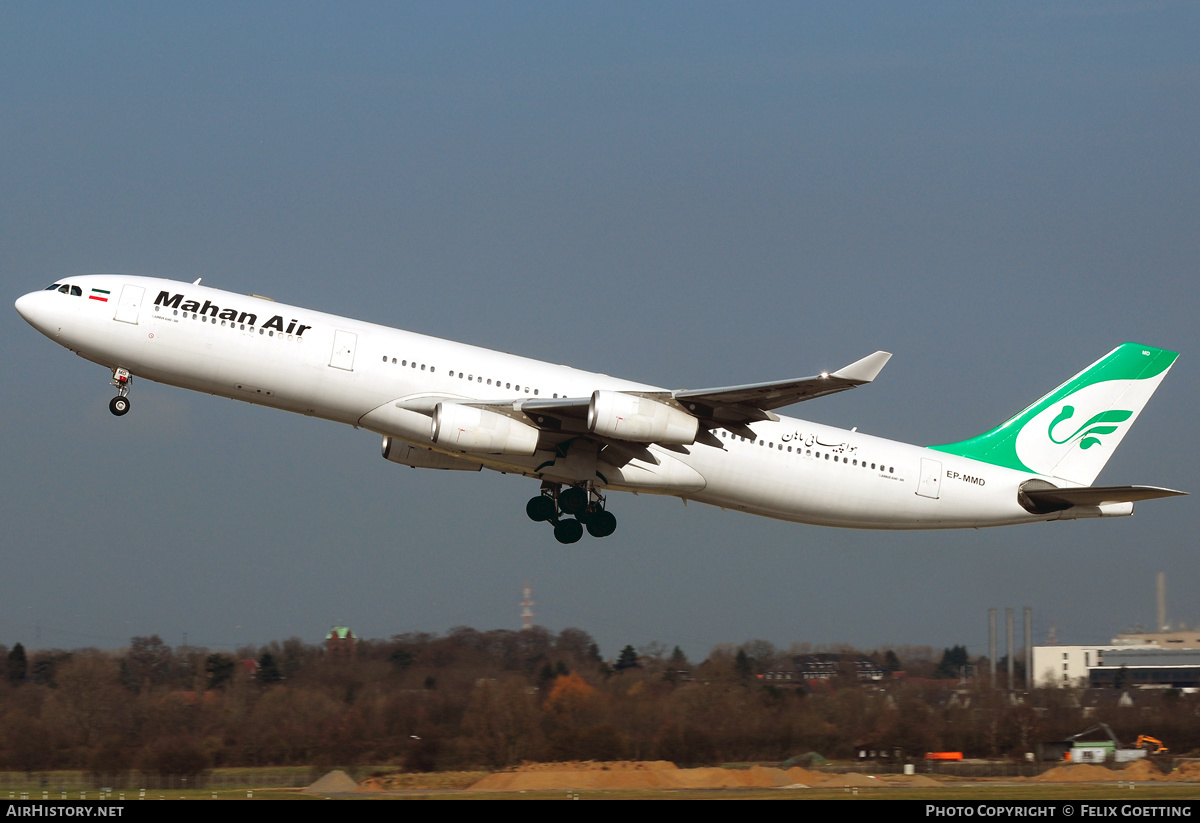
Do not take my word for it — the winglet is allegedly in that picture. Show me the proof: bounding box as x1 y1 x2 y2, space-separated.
832 351 892 384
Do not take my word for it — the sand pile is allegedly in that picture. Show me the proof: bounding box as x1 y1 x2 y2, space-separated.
1119 760 1164 781
468 761 939 791
1036 764 1131 783
470 762 815 791
305 770 361 793
1166 761 1200 782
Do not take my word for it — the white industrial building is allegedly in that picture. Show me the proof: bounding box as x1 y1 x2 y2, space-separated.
1033 643 1200 689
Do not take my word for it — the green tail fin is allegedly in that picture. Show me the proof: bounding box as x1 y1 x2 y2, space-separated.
930 343 1178 485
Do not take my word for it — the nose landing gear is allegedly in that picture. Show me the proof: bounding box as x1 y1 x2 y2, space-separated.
526 482 617 543
109 368 132 416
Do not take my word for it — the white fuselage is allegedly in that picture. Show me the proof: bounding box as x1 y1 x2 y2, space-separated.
16 275 1121 530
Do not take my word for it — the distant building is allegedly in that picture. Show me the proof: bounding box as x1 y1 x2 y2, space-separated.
1032 644 1200 689
325 626 358 660
1088 649 1200 689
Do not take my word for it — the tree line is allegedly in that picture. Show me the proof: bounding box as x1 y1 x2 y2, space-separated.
0 630 1195 782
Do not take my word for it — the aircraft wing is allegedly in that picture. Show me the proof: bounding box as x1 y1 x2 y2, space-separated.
407 350 891 457
672 350 892 423
462 350 893 437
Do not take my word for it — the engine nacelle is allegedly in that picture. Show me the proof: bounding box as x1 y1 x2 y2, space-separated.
587 390 699 445
432 402 540 455
381 437 482 471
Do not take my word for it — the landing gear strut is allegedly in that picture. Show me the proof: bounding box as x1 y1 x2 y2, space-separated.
109 368 132 416
525 482 617 543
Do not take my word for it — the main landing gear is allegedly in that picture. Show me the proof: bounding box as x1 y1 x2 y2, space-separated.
526 482 617 544
109 367 132 416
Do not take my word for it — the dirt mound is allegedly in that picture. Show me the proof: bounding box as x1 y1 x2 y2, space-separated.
1166 761 1200 782
781 766 825 786
470 763 806 791
1119 760 1164 781
466 761 954 792
304 769 360 793
1035 764 1121 783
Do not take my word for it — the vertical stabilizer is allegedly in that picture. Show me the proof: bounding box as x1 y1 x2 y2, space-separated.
930 343 1178 485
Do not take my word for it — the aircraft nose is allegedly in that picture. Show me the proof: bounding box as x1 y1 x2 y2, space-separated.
15 292 37 322
15 291 53 334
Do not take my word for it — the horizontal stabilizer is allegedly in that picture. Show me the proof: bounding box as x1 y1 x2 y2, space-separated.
1022 484 1186 513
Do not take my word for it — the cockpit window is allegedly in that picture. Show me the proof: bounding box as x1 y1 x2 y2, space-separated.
46 283 84 296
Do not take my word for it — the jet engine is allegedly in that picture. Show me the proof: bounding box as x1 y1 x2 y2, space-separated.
432 402 540 455
587 390 698 445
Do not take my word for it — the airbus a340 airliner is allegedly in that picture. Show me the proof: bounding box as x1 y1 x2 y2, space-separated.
16 275 1185 543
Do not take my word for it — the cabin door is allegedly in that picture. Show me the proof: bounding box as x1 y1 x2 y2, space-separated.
113 284 145 325
329 330 358 371
916 458 942 499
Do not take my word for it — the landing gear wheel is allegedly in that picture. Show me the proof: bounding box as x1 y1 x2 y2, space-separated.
109 396 131 416
526 495 556 522
559 487 587 516
577 503 600 524
553 518 584 544
586 510 617 538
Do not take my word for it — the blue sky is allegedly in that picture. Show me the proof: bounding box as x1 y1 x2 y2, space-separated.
3 2 1196 660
